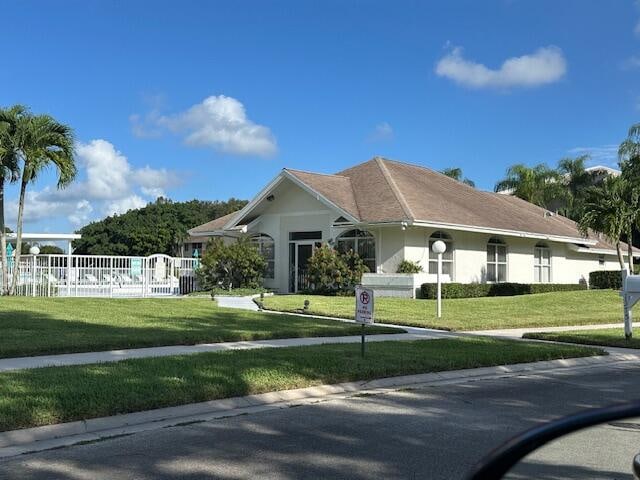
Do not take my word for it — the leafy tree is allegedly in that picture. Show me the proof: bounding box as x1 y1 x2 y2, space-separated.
7 110 76 294
306 244 368 295
494 163 566 210
0 106 23 294
578 176 635 269
441 167 475 187
38 245 64 254
73 197 247 256
556 155 596 220
197 236 266 290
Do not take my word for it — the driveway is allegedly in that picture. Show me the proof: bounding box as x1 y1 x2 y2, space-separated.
1 361 639 479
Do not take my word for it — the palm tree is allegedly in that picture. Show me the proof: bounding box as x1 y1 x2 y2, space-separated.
556 155 595 220
441 167 475 187
0 106 25 295
9 113 76 294
494 163 566 210
578 176 635 269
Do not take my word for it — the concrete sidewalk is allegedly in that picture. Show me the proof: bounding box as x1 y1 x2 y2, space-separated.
0 331 455 373
464 322 640 339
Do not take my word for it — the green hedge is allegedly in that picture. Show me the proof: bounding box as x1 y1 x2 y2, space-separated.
589 270 623 290
420 282 587 299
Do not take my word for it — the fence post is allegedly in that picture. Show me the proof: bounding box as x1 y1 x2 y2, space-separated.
32 255 36 297
47 255 52 297
66 250 72 297
109 257 114 298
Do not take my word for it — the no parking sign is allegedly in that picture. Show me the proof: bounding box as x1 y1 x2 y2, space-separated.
355 286 374 324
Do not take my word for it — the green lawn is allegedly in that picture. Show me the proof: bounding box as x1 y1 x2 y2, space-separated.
0 337 603 432
524 329 639 349
0 297 399 358
262 290 621 331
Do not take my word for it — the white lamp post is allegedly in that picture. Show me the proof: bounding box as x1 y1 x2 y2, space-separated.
29 246 40 256
431 240 447 318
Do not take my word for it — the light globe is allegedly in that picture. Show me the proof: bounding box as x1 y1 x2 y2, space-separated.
29 246 40 255
431 240 447 255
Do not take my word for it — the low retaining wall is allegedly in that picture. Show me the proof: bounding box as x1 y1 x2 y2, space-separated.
361 273 432 298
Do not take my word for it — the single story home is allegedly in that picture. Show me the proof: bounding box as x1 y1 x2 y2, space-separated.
188 157 633 296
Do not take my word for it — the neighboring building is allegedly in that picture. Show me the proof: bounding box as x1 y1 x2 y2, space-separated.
189 157 634 294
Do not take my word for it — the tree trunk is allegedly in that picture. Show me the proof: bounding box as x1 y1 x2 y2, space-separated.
9 178 28 295
616 241 625 269
628 227 635 273
0 179 8 295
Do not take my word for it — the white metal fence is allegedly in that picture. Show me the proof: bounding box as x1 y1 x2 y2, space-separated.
0 254 200 298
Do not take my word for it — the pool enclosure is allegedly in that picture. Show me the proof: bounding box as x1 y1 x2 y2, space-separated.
3 254 200 298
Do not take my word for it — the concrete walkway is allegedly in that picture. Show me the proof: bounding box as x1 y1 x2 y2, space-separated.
465 322 640 339
0 331 455 373
215 295 260 311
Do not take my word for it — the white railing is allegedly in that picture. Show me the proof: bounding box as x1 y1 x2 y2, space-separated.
0 254 199 298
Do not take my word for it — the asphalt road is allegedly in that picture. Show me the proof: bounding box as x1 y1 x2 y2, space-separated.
2 362 640 479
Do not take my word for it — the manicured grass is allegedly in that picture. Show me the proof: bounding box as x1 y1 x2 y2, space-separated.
0 297 399 358
0 337 603 432
524 329 640 349
262 290 621 331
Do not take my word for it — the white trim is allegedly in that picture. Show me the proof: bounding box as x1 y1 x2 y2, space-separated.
223 170 359 231
6 233 81 241
567 244 635 256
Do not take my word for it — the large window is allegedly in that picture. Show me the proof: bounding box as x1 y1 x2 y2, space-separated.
251 234 275 279
428 231 453 276
486 237 507 282
336 229 376 273
534 242 551 283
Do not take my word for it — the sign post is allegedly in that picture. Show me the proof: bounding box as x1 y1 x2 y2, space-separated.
431 240 447 318
355 285 374 357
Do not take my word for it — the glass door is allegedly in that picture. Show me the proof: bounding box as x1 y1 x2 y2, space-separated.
288 241 321 292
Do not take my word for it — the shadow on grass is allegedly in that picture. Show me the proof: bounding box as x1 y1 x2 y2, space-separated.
0 300 400 358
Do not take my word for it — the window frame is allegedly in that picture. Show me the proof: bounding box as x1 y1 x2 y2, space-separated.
428 231 454 278
251 233 275 279
486 237 508 283
336 229 376 273
533 242 551 283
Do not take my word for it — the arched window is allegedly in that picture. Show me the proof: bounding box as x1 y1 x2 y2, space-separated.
534 242 551 283
428 231 453 276
486 237 507 282
251 234 275 279
336 229 376 273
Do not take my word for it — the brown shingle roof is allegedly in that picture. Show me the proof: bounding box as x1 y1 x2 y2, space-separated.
189 157 635 251
188 211 240 235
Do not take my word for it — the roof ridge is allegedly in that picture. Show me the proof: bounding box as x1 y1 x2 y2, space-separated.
284 168 348 179
375 158 415 221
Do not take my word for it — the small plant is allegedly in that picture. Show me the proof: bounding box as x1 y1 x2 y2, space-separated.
306 244 368 295
397 260 423 274
303 299 310 312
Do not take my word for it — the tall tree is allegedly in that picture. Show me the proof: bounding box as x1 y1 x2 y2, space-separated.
441 167 475 187
618 122 640 270
0 106 25 295
578 176 634 269
556 155 595 220
10 113 76 294
494 163 566 210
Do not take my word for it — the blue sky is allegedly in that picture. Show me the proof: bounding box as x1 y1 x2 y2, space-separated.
1 0 639 234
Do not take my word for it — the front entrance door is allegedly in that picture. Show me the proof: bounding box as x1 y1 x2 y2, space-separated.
288 241 321 292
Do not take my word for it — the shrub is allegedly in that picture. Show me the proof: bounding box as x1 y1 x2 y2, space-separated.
421 282 587 299
197 236 267 290
397 260 423 274
589 270 623 290
306 244 368 295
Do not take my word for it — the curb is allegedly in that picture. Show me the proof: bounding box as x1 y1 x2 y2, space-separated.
1 353 638 459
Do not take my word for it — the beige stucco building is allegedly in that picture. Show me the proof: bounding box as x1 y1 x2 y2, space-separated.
188 157 631 295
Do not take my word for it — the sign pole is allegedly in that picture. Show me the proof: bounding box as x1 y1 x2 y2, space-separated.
361 323 365 357
355 285 374 358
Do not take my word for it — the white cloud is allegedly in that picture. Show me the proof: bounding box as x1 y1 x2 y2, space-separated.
367 122 394 142
622 55 640 70
6 139 180 229
105 195 147 216
435 45 567 89
132 95 277 157
568 145 619 166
